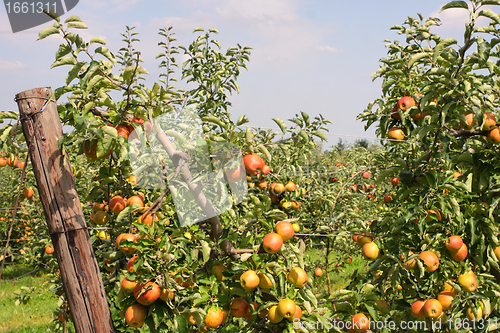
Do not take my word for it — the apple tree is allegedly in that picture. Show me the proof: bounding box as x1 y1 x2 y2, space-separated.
344 0 500 331
0 12 344 332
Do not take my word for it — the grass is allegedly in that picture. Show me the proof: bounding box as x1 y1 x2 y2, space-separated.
306 245 366 293
0 264 61 333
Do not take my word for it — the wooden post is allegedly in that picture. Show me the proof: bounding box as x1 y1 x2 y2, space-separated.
16 87 114 333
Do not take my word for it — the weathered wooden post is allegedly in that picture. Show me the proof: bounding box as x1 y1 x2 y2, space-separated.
16 87 114 333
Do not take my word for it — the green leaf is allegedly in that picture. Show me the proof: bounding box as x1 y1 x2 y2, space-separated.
66 62 85 85
82 101 95 116
55 44 71 60
298 130 309 143
311 130 327 141
246 127 254 144
100 125 118 138
272 118 287 134
364 303 379 322
175 315 188 333
408 52 430 68
257 144 271 161
43 9 60 22
67 22 88 29
122 64 148 82
95 47 117 66
51 56 76 68
447 197 461 216
478 9 500 25
440 1 469 11
201 116 227 129
193 28 204 33
300 111 310 126
200 240 210 263
0 126 13 142
64 16 82 23
90 37 106 45
37 26 59 40
482 0 500 5
433 38 457 62
236 116 249 126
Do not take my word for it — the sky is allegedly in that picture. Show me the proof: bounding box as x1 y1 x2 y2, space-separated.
0 0 489 149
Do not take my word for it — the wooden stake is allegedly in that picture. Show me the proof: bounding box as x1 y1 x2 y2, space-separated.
16 87 114 333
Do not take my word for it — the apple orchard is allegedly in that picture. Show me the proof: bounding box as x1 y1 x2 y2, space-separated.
3 0 500 332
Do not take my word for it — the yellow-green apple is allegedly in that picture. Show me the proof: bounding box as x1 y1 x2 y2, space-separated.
133 281 161 305
243 153 265 175
423 299 443 319
293 305 303 319
225 164 245 183
258 271 273 289
458 271 477 292
391 104 401 120
231 298 250 318
285 181 297 192
411 299 427 319
351 313 370 333
262 232 283 254
268 305 284 323
357 234 372 247
117 233 137 255
277 299 296 320
388 127 405 142
467 302 484 321
125 304 147 328
205 307 224 329
398 96 416 111
494 246 500 261
487 126 500 143
270 182 286 196
222 308 229 324
275 221 295 241
419 251 439 272
127 256 139 273
437 291 454 311
159 288 174 301
450 244 468 262
362 242 380 260
443 281 456 294
240 270 260 291
461 113 474 129
126 195 144 207
445 236 463 252
121 278 137 293
109 195 127 214
483 112 497 131
425 209 441 222
211 264 226 281
288 267 308 288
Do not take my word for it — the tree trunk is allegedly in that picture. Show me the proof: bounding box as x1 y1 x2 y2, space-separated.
16 87 114 333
